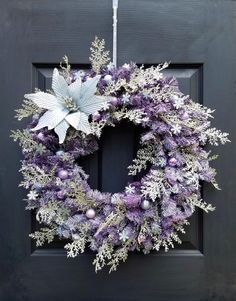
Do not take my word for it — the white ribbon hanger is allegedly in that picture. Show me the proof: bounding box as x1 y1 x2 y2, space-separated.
112 0 119 67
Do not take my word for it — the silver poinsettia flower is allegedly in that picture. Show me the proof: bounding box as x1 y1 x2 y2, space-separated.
24 68 107 143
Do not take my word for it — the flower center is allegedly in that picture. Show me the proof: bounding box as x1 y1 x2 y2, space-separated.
64 96 78 112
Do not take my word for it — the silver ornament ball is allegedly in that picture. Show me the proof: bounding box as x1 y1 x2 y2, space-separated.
32 183 42 192
141 199 151 210
32 114 39 121
72 233 80 240
56 150 65 156
58 169 69 180
86 208 96 219
104 74 112 82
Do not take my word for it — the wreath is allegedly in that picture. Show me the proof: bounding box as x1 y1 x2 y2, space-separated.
11 38 229 272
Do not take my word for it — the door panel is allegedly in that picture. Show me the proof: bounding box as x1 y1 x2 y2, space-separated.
1 1 236 301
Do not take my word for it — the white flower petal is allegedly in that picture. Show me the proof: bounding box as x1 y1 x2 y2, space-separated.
77 113 92 134
54 120 70 144
65 111 81 129
32 108 69 131
24 92 62 110
52 68 69 101
65 111 91 134
68 77 82 106
80 95 108 115
78 75 101 108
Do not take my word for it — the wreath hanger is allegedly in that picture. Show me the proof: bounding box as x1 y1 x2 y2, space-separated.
112 0 119 67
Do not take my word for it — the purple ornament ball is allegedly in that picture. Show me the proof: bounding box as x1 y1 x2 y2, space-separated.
138 234 146 243
124 194 141 208
168 157 178 167
92 111 101 121
57 190 66 200
37 132 44 141
110 97 118 106
58 169 69 180
86 208 96 219
180 111 189 120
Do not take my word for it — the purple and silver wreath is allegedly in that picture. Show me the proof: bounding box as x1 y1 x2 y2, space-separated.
12 38 229 272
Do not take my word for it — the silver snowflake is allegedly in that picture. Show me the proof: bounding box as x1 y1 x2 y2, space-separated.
27 190 38 200
125 185 135 194
172 95 184 109
107 62 115 71
119 229 130 242
102 102 110 111
171 124 182 135
122 93 130 104
157 157 167 167
122 63 130 69
199 132 207 143
111 193 123 205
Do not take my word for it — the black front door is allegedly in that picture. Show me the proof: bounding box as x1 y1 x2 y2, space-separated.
1 1 236 300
